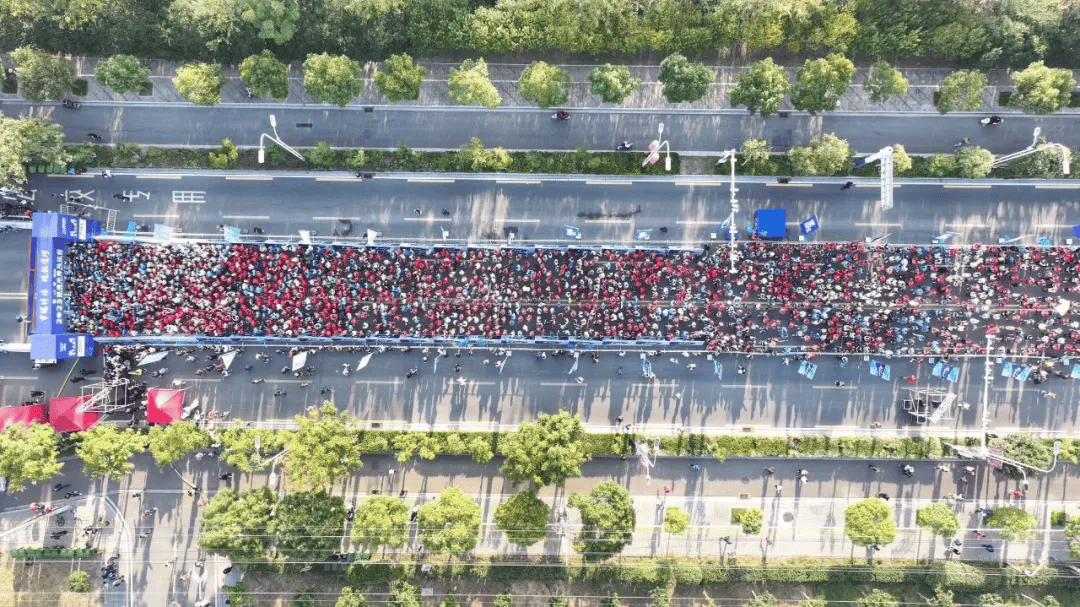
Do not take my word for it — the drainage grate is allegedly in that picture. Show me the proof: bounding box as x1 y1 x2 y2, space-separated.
738 493 750 500
364 107 374 112
296 123 313 128
742 427 753 433
369 422 381 429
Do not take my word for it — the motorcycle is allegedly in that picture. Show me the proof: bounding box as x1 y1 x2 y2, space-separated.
616 141 633 151
953 137 970 149
61 99 80 109
552 110 570 121
980 116 1003 126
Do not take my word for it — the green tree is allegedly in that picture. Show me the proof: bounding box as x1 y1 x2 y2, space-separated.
303 53 363 108
999 434 1053 479
417 487 482 555
789 133 851 176
173 62 225 106
500 411 588 488
927 153 957 177
209 139 240 169
588 64 642 104
731 507 763 534
218 423 288 472
0 422 63 492
658 54 715 103
351 496 409 551
94 55 152 96
916 503 960 537
1066 517 1080 558
741 138 772 174
790 53 855 114
935 70 987 114
864 60 909 103
569 480 636 558
199 487 275 559
67 570 91 592
747 593 776 607
389 582 423 607
956 146 994 178
167 0 245 52
240 0 299 44
10 47 77 102
284 402 364 490
891 144 913 175
0 114 69 188
240 50 289 99
0 0 111 28
518 61 572 109
857 589 899 607
729 58 789 118
1010 61 1076 115
986 506 1038 541
466 436 494 463
978 594 1006 607
843 498 896 547
270 489 347 561
663 506 690 534
147 421 210 469
336 587 368 607
448 58 501 109
456 137 513 172
927 585 957 607
76 424 145 479
374 54 426 102
494 490 550 548
495 593 515 607
306 141 337 167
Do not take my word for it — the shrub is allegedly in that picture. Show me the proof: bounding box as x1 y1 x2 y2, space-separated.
67 570 91 592
1051 511 1067 527
731 508 763 535
208 139 239 169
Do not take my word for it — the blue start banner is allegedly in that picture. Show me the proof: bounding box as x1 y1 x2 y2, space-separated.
28 213 101 361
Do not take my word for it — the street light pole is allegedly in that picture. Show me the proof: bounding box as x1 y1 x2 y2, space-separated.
715 150 739 273
258 114 305 164
642 122 672 172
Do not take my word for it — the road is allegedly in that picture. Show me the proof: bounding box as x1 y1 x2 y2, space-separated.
14 171 1080 247
0 452 1072 607
0 102 1069 157
1 172 1078 434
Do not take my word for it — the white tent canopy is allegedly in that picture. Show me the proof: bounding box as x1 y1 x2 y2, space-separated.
292 350 308 371
137 351 169 366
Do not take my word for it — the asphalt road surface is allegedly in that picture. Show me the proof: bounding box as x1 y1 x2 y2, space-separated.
0 102 1072 157
12 172 1080 248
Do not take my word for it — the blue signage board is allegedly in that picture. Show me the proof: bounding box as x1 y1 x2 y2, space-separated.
32 237 68 335
30 333 94 360
32 212 100 242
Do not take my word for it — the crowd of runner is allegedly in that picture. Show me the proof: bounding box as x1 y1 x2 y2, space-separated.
65 241 1080 357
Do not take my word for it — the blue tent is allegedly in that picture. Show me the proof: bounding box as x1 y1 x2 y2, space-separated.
753 209 787 239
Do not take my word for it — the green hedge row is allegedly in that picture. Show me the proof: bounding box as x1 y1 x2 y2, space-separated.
342 556 1080 592
63 140 678 176
61 136 1073 181
352 428 987 462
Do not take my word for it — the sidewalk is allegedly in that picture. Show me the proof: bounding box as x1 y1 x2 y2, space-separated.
5 55 1077 115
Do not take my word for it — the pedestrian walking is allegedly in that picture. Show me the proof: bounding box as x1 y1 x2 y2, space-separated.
765 538 773 545
841 181 854 190
689 464 700 472
615 416 624 424
876 493 890 500
775 484 782 495
982 544 995 553
834 380 845 386
868 465 880 473
413 208 422 216
765 467 775 475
